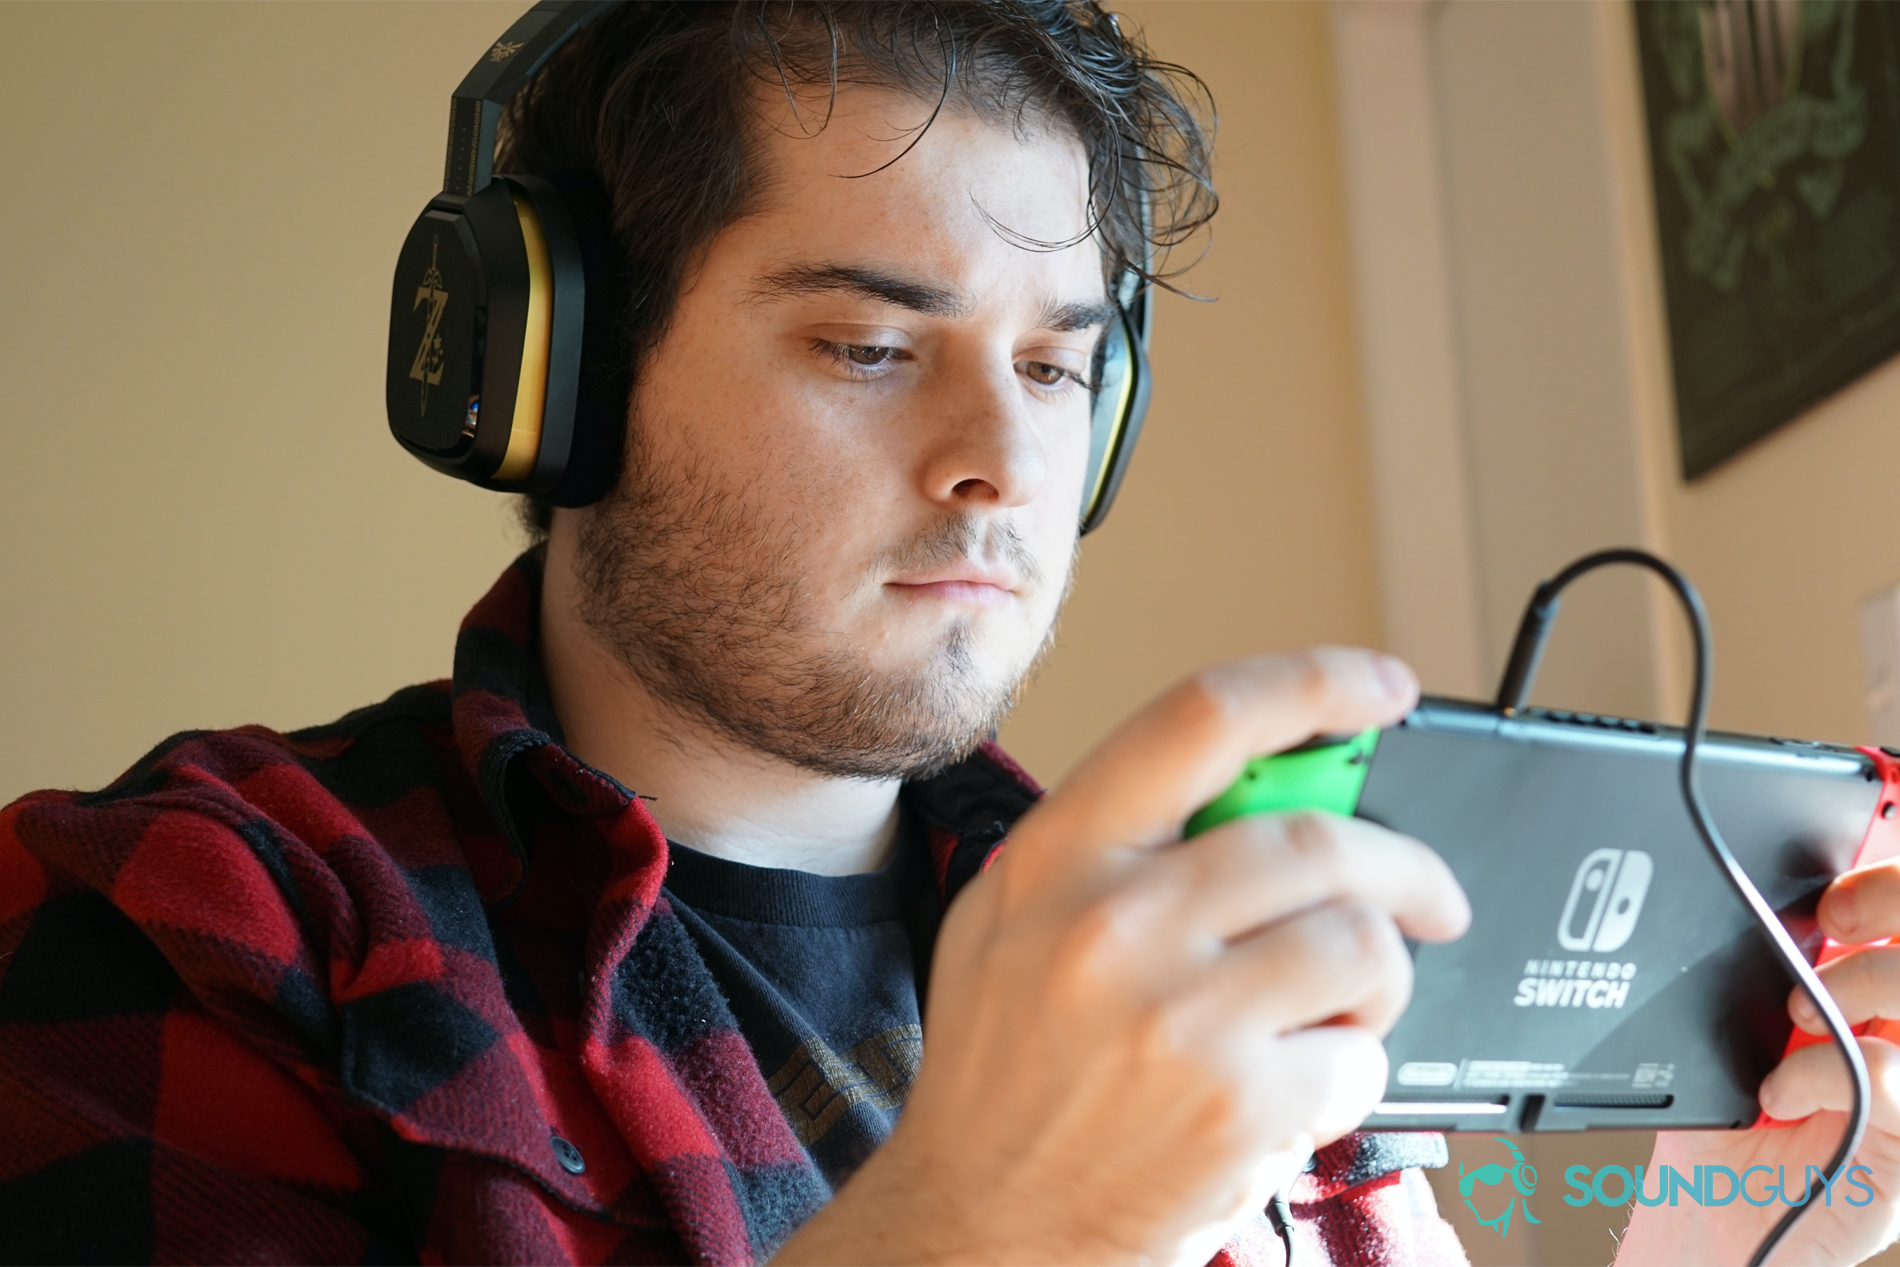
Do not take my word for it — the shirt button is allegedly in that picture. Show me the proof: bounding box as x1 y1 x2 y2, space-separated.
551 1134 586 1175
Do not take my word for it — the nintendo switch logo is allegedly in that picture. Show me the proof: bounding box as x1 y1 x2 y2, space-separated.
1558 849 1652 952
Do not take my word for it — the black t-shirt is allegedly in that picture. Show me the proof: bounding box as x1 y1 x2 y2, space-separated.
661 815 941 1190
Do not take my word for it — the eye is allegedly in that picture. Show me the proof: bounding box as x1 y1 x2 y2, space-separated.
1022 361 1068 386
813 339 909 377
1017 358 1088 393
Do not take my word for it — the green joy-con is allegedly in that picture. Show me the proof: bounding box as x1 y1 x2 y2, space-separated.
1183 727 1382 838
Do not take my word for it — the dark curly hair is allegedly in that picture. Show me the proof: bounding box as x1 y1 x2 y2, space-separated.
497 0 1217 539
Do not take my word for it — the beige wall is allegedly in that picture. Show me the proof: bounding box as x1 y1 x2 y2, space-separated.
1 2 525 806
0 2 1378 804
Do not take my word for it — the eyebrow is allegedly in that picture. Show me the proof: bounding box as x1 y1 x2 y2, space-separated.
751 263 971 317
1039 298 1117 333
750 262 1115 333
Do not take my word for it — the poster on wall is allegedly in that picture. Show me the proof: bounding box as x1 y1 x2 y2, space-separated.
1635 0 1900 479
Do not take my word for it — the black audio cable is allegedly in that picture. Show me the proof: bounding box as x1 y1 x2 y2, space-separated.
1266 1185 1297 1265
1496 548 1870 1267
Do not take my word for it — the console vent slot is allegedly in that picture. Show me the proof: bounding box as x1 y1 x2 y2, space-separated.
1552 1093 1674 1109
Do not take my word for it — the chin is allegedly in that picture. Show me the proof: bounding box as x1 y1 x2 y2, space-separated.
873 616 1037 685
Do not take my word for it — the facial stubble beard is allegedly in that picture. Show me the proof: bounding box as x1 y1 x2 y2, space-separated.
573 420 1074 781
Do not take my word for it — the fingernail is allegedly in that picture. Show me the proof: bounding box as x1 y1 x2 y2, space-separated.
1829 883 1861 939
1375 656 1416 702
1790 991 1821 1032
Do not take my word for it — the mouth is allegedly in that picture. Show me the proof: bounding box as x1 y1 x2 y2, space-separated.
884 564 1020 609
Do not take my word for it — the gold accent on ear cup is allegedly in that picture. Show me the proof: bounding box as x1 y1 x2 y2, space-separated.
1082 335 1137 524
495 186 553 484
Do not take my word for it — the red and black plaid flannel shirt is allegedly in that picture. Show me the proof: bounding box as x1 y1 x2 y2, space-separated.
0 553 1467 1265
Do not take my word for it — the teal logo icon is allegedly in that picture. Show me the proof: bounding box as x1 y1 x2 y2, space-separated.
1460 1137 1542 1239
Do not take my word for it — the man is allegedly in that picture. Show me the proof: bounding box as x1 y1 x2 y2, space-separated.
3 4 1899 1265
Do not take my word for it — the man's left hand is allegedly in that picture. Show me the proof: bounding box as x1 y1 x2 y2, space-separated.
1619 859 1900 1265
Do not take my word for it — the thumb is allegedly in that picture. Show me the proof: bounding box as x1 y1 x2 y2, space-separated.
1020 648 1417 867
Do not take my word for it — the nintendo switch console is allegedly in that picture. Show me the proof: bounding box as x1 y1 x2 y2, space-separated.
1187 698 1900 1134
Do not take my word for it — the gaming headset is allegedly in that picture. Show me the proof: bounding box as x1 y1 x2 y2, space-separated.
386 0 1152 532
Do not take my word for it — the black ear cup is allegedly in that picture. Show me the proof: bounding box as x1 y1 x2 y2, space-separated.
540 169 631 508
386 176 578 494
387 168 625 502
1079 284 1152 535
511 174 587 495
387 192 492 462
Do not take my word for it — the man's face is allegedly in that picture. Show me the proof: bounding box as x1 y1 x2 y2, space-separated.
570 85 1107 779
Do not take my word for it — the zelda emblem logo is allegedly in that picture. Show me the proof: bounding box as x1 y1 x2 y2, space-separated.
489 40 524 63
409 237 449 413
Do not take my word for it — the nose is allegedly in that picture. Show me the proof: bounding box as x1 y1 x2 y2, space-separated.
915 355 1048 511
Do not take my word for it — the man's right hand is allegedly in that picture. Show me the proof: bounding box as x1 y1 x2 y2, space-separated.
773 648 1471 1266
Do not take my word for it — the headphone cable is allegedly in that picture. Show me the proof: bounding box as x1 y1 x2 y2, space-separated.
1495 548 1870 1267
1267 1184 1297 1266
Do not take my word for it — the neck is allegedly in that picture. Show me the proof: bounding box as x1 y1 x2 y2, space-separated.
537 526 903 877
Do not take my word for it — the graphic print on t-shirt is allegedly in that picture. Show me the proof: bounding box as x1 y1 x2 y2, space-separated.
767 1023 924 1147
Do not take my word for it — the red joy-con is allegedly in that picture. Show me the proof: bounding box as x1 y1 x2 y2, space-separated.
1755 746 1900 1128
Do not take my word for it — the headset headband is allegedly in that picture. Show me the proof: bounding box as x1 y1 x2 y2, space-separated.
442 0 618 197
